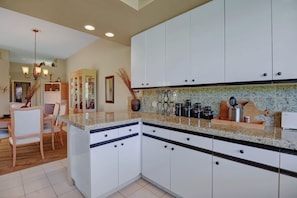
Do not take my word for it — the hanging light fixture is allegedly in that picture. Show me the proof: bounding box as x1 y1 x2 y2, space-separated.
22 29 49 80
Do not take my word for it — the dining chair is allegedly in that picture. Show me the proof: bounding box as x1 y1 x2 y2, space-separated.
43 103 60 150
44 103 66 150
8 106 44 167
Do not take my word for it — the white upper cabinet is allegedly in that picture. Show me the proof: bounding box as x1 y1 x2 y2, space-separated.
131 32 146 88
225 0 272 82
165 12 191 86
272 0 297 80
145 23 166 87
190 0 225 84
131 23 166 88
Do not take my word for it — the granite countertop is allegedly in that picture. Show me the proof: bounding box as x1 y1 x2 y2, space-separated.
60 111 297 151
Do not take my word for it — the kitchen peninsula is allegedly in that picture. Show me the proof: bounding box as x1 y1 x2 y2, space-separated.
61 112 297 198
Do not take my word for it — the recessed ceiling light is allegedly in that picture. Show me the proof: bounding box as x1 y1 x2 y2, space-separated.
105 32 115 37
84 25 95 31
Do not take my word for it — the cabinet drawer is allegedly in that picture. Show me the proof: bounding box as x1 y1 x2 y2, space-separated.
213 139 279 167
119 124 140 137
90 129 118 144
280 152 297 173
142 125 170 139
170 131 212 151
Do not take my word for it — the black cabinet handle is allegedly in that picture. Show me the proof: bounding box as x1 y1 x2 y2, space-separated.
263 73 267 77
186 137 190 141
215 161 219 165
121 143 124 146
192 79 195 82
146 83 149 85
152 130 156 133
239 150 244 154
185 79 188 82
276 72 282 76
104 134 108 137
129 129 132 131
141 83 144 86
171 147 175 151
164 145 167 148
114 145 117 148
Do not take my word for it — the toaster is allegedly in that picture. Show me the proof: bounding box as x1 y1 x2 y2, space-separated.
281 112 297 129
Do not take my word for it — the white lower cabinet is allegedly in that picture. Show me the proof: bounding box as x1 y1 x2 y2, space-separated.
91 143 118 197
171 145 212 198
118 136 141 186
90 135 140 198
142 127 212 198
279 152 297 198
213 156 278 198
142 136 171 190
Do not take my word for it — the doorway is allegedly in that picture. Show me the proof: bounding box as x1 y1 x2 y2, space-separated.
11 81 31 103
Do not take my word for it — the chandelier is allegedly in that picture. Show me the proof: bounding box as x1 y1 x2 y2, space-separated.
22 29 49 80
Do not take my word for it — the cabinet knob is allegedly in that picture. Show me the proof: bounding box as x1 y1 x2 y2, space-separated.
129 129 132 132
192 79 195 82
104 134 108 137
141 83 144 86
276 72 282 76
164 145 167 148
186 137 190 141
185 80 188 82
171 147 175 151
152 130 156 133
215 161 219 165
239 149 244 154
263 73 267 77
121 143 124 146
114 145 117 148
146 83 149 85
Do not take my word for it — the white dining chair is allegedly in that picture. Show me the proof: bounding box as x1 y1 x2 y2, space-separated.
8 106 44 167
44 103 66 150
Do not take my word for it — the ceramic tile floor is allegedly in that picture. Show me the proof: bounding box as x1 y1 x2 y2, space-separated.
0 159 175 198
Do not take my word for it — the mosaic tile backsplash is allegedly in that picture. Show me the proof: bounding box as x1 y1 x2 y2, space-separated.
137 83 297 127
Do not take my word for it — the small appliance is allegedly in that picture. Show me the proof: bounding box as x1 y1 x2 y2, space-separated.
281 112 297 129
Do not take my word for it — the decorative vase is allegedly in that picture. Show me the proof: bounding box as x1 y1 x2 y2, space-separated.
131 98 141 111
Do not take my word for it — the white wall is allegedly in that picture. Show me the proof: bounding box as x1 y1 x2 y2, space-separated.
66 38 132 112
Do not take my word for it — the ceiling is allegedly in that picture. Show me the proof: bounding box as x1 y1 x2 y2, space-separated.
0 0 210 65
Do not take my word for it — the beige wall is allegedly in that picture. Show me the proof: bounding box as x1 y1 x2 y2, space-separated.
9 60 67 106
66 38 132 112
0 50 10 115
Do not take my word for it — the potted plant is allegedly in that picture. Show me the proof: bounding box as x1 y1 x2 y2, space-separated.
117 68 140 111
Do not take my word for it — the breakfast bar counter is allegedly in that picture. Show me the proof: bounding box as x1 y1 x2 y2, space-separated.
60 111 297 151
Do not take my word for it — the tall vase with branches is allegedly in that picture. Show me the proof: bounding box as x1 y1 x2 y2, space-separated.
117 68 140 111
23 82 40 107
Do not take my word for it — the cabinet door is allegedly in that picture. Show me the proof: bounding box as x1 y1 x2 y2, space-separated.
272 0 297 80
146 23 166 87
279 152 297 197
118 136 141 186
165 12 190 86
213 156 278 198
190 0 225 84
225 0 272 82
91 143 118 198
171 145 212 198
131 32 146 88
142 136 170 190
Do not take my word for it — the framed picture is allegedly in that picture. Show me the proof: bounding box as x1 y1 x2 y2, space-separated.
105 75 114 103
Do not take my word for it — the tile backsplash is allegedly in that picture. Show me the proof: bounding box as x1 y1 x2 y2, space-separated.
138 83 297 127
